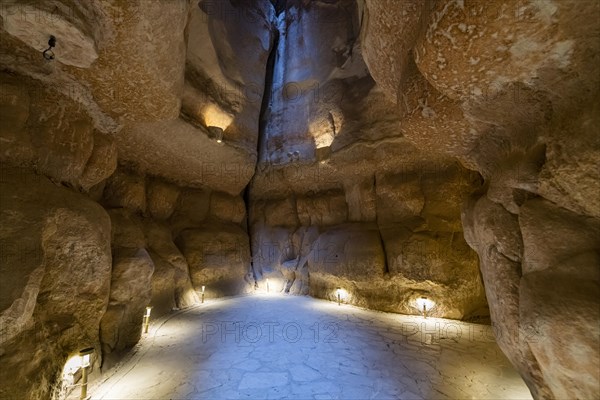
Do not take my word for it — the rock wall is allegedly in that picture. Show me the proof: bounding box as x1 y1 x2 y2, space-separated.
1 0 598 399
99 168 252 367
0 167 112 399
250 162 487 319
360 0 600 398
249 0 487 320
0 1 265 397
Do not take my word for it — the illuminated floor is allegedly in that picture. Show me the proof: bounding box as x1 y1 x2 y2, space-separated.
89 295 532 400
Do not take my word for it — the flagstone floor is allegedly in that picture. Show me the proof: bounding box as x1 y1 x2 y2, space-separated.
88 294 532 400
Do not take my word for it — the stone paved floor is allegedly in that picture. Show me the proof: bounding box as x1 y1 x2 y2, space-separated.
89 295 533 400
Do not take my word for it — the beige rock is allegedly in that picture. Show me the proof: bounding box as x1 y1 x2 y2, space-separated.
538 98 600 218
516 198 600 398
296 190 348 226
343 178 376 222
307 223 385 280
146 179 180 221
398 64 479 163
521 271 599 400
170 188 211 233
420 163 482 232
183 1 273 152
100 247 154 368
0 76 96 185
251 225 295 277
463 194 554 399
147 250 178 317
70 1 189 122
1 1 599 399
117 119 256 194
176 224 251 297
378 226 485 319
519 198 600 276
108 209 146 249
143 221 199 310
361 0 427 103
485 144 547 215
0 167 111 400
376 172 424 223
103 169 146 214
259 197 299 228
78 133 118 191
209 192 246 225
0 1 100 68
0 80 33 164
415 0 598 103
250 224 320 294
387 231 478 284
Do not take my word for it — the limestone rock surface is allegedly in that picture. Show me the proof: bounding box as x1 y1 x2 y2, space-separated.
176 224 252 297
0 168 111 400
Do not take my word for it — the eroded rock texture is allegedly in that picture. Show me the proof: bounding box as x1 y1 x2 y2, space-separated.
0 168 112 399
250 0 486 319
1 0 599 399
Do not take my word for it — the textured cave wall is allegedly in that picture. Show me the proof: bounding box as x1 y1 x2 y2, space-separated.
248 0 488 320
98 168 252 368
250 162 488 319
0 168 112 399
0 0 598 399
360 0 600 398
0 1 270 397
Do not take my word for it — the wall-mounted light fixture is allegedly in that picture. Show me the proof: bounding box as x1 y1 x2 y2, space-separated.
208 126 224 144
415 296 435 318
42 35 56 61
78 347 94 400
143 306 152 333
201 286 206 304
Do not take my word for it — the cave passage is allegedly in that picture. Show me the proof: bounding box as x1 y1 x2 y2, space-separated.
1 0 598 399
88 296 532 400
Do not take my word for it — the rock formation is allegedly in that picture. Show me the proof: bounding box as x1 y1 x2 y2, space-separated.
0 0 598 399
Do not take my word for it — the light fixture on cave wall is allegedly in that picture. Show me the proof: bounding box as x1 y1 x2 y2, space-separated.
201 104 233 144
42 35 56 61
208 126 224 144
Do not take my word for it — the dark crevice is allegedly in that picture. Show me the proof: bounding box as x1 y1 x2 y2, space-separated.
270 0 287 16
373 173 390 275
243 184 258 288
246 5 283 285
257 25 281 162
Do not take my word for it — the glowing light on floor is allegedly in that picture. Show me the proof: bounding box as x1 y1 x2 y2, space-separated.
89 296 533 400
335 288 348 305
143 306 152 333
415 296 435 318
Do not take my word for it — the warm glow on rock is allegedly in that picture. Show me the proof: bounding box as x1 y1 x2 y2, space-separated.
61 354 83 386
201 103 234 131
309 109 343 149
415 296 435 313
335 288 348 301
